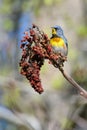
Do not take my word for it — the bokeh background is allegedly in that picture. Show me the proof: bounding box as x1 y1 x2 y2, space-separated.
0 0 87 130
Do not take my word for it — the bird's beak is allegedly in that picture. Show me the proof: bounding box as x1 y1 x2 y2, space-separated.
52 28 57 35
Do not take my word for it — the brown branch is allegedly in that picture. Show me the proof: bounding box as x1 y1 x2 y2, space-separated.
59 66 87 98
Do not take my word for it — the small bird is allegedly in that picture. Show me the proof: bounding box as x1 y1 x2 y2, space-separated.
50 25 68 56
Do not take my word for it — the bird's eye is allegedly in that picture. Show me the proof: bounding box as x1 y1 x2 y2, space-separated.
57 28 59 30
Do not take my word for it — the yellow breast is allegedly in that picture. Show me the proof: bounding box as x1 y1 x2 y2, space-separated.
50 37 65 48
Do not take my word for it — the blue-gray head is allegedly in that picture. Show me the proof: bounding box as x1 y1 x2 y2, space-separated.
51 25 63 36
51 25 68 45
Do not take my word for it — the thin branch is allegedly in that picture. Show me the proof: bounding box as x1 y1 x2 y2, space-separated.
59 66 87 98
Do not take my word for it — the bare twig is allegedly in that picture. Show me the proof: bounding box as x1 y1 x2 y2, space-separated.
59 66 87 98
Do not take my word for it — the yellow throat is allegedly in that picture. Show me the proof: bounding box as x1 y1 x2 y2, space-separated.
50 37 65 48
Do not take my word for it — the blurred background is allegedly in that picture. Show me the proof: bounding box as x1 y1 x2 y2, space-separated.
0 0 87 130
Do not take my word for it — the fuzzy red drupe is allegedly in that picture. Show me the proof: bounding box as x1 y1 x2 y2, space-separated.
19 24 66 94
